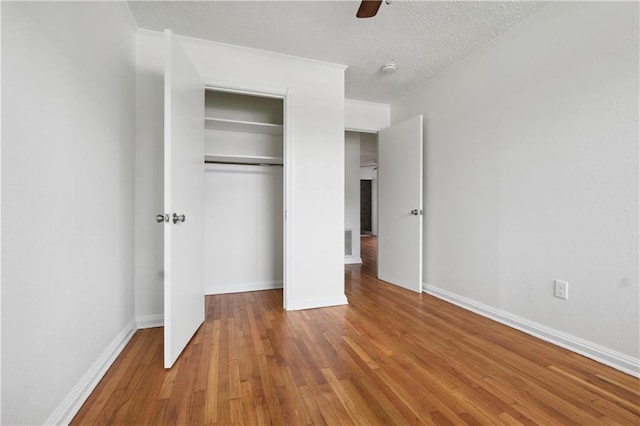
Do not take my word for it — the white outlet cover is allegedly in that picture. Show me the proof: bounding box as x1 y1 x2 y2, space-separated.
554 279 569 300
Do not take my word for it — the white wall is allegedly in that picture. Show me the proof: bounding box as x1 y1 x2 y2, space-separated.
204 164 283 293
392 1 639 370
360 166 377 180
134 32 165 326
135 30 347 314
345 132 361 264
2 3 136 424
345 98 390 132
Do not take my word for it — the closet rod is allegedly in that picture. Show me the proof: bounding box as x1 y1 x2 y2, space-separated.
204 160 283 167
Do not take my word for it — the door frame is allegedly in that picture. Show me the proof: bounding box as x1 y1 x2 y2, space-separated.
202 79 293 310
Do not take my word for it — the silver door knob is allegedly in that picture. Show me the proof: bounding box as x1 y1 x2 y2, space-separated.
172 213 186 224
156 214 169 223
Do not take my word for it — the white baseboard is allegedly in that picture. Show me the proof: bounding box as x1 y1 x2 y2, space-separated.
136 313 164 329
205 280 283 295
45 319 137 425
344 257 363 265
423 284 640 378
287 294 349 311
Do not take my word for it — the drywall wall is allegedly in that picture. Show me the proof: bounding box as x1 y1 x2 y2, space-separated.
134 31 165 326
2 2 136 424
345 132 361 264
135 30 347 314
345 98 390 132
392 1 639 364
203 164 283 293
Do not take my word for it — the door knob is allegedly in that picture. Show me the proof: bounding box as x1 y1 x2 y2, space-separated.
172 213 186 224
156 214 169 223
410 209 424 216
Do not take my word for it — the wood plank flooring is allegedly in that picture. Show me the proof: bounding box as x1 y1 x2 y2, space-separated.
72 236 639 425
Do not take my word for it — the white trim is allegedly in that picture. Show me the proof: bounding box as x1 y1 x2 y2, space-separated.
288 295 349 311
136 314 164 329
44 319 137 425
344 257 363 265
283 90 294 311
424 284 640 378
205 280 283 295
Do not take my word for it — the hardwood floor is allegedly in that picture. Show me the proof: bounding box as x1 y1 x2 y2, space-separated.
73 236 639 425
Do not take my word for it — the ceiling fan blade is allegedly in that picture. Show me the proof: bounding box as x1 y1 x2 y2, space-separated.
356 0 382 18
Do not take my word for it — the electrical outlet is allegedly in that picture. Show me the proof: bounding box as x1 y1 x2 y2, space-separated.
554 280 569 300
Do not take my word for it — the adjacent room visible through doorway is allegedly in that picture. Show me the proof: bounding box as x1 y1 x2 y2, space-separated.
359 132 378 271
345 130 378 268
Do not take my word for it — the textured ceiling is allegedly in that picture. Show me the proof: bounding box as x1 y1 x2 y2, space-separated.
128 1 548 103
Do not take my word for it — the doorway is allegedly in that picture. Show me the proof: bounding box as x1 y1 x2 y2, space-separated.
359 131 378 271
344 130 378 270
345 115 423 292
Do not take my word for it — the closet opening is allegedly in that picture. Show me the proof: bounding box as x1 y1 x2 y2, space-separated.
203 88 286 306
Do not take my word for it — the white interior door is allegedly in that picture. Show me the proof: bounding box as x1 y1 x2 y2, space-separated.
163 30 204 368
377 115 423 293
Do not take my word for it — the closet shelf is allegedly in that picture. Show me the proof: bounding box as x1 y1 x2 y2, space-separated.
204 154 283 166
204 117 283 135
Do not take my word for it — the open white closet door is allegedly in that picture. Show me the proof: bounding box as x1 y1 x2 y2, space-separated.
163 30 205 368
377 115 424 293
